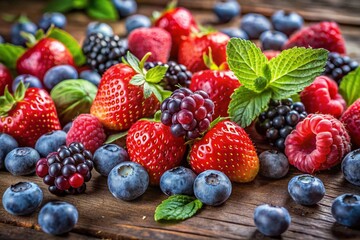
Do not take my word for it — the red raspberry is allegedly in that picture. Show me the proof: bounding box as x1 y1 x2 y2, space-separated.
285 114 351 173
283 22 346 54
66 114 106 153
340 99 360 148
300 76 346 118
263 50 280 60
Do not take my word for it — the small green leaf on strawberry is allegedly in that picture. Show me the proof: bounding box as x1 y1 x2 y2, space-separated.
105 131 129 144
146 65 168 83
154 195 203 222
0 43 26 69
130 74 146 86
339 66 360 106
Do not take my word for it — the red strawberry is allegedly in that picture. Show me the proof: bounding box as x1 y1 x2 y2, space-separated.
66 114 106 153
300 76 346 118
340 99 360 148
283 22 346 54
178 32 229 73
0 82 61 147
0 63 12 95
128 27 172 63
154 6 198 58
189 120 259 182
285 114 351 173
263 50 280 60
16 38 75 81
126 119 186 185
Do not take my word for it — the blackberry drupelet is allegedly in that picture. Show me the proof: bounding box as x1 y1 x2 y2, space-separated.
144 61 192 91
324 52 358 84
35 142 93 195
256 99 307 151
82 33 128 74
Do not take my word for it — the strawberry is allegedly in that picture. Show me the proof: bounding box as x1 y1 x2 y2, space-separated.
90 52 170 131
263 50 280 60
16 38 75 81
0 63 12 95
340 99 360 148
126 119 186 185
189 120 259 182
0 82 61 147
154 4 198 58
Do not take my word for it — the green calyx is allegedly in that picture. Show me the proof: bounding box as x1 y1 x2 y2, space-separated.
123 51 171 103
203 47 227 71
152 0 177 22
0 81 27 116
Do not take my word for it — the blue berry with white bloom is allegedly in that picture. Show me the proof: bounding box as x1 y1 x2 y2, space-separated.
43 65 78 90
39 12 66 31
12 74 43 92
220 28 248 39
271 10 303 36
259 150 289 179
341 149 360 186
213 0 240 23
288 174 325 205
260 30 288 50
125 14 151 34
5 147 40 176
93 144 129 176
112 0 137 18
86 22 114 37
11 18 37 46
331 194 360 228
0 133 18 170
160 166 197 196
80 70 101 86
240 13 271 39
254 204 291 236
35 130 67 157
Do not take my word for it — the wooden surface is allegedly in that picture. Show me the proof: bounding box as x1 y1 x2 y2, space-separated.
0 0 360 239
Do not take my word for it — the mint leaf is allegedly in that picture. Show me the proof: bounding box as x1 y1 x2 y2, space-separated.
44 0 76 12
228 87 272 128
105 131 128 144
146 65 168 83
154 195 203 222
0 44 25 69
48 28 86 66
339 67 360 105
268 47 328 99
227 38 268 91
86 0 118 20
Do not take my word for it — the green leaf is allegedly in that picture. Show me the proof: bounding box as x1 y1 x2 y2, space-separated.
228 87 272 128
0 44 26 69
130 74 146 86
143 82 152 99
48 28 86 66
226 38 268 90
339 67 360 105
125 51 142 74
44 0 76 12
146 65 168 83
105 131 128 144
268 47 328 100
154 195 203 222
86 0 118 20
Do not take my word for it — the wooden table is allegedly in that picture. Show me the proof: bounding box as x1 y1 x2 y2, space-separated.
0 1 360 239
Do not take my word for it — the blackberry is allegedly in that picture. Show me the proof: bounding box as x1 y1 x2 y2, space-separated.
144 61 192 91
160 88 215 139
35 142 93 195
82 33 128 74
256 99 307 151
324 52 358 84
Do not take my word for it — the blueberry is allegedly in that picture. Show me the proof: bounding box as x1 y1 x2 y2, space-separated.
125 14 151 34
193 170 232 206
213 0 240 23
11 20 37 46
2 182 43 215
12 74 43 92
342 149 360 186
107 161 149 201
63 122 73 133
160 166 197 196
0 133 18 169
112 0 137 18
240 13 271 39
38 201 78 235
5 147 40 175
0 35 4 43
43 65 78 89
79 70 101 86
86 22 114 37
259 150 289 179
288 174 325 205
38 12 66 31
35 130 67 157
271 10 303 36
260 30 288 50
93 144 129 176
331 194 360 228
254 204 291 236
220 27 248 39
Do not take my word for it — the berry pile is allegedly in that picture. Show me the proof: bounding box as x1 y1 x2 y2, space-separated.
35 142 93 195
160 88 215 139
256 99 307 150
323 52 359 84
82 33 128 74
144 61 192 91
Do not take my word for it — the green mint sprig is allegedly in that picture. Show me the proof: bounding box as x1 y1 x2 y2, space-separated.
227 39 328 128
0 44 25 69
339 66 360 106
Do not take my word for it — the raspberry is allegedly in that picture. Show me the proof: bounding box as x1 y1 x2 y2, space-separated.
285 114 351 173
66 114 106 153
283 22 346 54
144 61 192 91
35 142 94 195
160 88 215 139
340 99 360 148
300 76 346 118
324 52 359 84
82 33 128 74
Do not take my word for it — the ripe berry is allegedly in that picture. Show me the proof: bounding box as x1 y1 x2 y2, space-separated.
254 204 291 236
323 52 358 84
331 194 360 228
288 174 325 205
